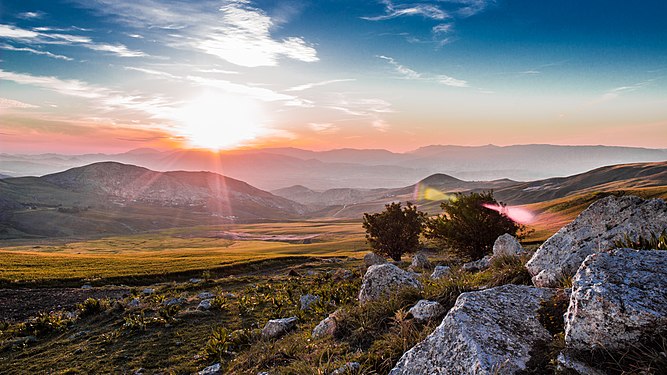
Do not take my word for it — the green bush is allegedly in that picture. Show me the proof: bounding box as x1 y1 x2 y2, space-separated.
362 202 426 261
77 298 110 317
425 191 524 261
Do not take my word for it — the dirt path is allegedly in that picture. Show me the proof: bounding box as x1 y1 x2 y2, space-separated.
0 287 129 322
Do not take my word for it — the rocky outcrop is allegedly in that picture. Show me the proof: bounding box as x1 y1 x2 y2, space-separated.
430 265 451 280
565 248 667 350
409 253 432 271
526 195 667 287
462 256 491 272
492 234 524 258
261 317 298 340
389 285 555 375
408 300 445 323
363 252 387 267
358 264 422 304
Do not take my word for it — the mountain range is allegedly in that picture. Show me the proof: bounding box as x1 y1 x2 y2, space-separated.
1 160 665 240
2 144 666 191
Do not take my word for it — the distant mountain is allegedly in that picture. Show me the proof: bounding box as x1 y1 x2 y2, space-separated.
0 162 306 239
272 185 395 208
2 145 665 190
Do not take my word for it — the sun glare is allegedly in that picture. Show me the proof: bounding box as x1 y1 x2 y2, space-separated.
175 92 265 150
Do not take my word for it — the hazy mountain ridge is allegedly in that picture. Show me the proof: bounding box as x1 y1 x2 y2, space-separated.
2 144 665 191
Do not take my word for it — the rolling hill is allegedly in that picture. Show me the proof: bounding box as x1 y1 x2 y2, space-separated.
0 162 307 239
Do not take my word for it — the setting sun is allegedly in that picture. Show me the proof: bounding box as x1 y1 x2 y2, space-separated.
174 92 265 150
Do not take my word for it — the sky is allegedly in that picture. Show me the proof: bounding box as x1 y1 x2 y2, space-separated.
1 0 666 154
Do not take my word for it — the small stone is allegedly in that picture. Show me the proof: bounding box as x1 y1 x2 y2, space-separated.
408 300 446 323
410 253 432 271
330 362 360 375
333 269 354 279
197 299 212 310
261 317 298 340
299 294 320 310
430 265 451 280
462 255 491 272
198 291 215 299
81 284 92 290
288 269 301 277
142 288 154 295
162 297 185 306
198 363 222 375
492 234 524 258
364 252 388 267
189 278 203 283
312 309 342 339
128 298 140 307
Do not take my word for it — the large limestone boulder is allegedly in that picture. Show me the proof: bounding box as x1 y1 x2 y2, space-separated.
492 234 524 258
358 264 422 304
389 284 555 375
565 248 667 350
526 195 667 287
261 317 298 340
363 252 387 267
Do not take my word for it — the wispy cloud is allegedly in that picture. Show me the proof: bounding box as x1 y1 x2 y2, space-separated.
17 11 45 20
0 97 38 109
0 23 146 58
377 55 469 87
286 79 356 92
71 0 318 68
594 80 653 104
0 43 73 61
308 122 339 133
363 3 450 21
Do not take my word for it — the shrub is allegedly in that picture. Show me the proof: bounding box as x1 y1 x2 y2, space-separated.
77 298 110 317
362 202 426 261
425 191 523 260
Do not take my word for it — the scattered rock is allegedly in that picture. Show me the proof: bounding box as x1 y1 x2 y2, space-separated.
462 255 491 272
358 263 422 304
189 278 203 284
565 248 667 350
408 300 446 323
299 294 320 310
81 284 92 290
363 252 388 267
390 284 555 375
197 299 213 310
556 352 606 375
198 363 222 375
330 362 360 375
162 297 185 306
430 265 451 280
142 288 155 295
312 309 343 339
128 298 140 308
526 195 667 287
333 269 354 280
198 291 215 299
492 234 524 258
261 317 298 340
409 253 432 271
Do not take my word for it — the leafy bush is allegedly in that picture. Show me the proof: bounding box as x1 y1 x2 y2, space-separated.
362 202 426 261
77 298 110 317
613 230 667 250
425 191 523 260
20 312 72 337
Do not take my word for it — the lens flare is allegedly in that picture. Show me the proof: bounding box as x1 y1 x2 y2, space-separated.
482 203 534 224
413 184 458 202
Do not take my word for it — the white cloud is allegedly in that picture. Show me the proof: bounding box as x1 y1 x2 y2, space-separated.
0 23 146 58
0 97 38 109
0 43 73 61
432 23 453 34
17 11 45 20
71 0 318 67
363 2 450 21
0 69 108 99
286 79 355 92
378 55 421 79
308 122 339 133
437 74 469 87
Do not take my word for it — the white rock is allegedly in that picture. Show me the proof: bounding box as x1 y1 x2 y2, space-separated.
358 264 422 304
198 363 221 375
189 278 203 283
261 317 298 340
430 265 451 280
565 248 667 350
390 285 555 375
556 352 606 375
197 299 213 310
312 309 342 339
81 284 93 290
462 255 491 272
492 234 524 258
299 294 320 310
330 362 360 375
526 195 667 287
198 291 215 299
410 253 432 270
363 252 388 267
408 300 445 322
163 297 185 306
142 288 154 295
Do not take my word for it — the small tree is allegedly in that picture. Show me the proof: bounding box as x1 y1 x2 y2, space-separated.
425 191 523 260
362 202 426 261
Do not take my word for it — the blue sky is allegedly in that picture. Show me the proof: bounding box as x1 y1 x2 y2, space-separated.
1 0 666 153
